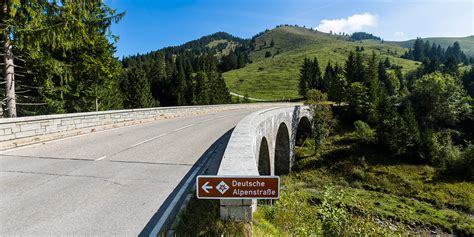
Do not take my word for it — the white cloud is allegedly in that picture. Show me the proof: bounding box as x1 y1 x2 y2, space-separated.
394 31 405 37
316 13 378 34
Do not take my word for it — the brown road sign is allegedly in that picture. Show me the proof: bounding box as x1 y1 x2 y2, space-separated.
196 175 280 199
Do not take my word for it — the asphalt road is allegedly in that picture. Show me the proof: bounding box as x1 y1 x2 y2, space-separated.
0 107 262 236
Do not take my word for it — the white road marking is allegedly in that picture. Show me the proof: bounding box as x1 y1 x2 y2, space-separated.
149 159 201 237
199 118 214 123
95 156 107 161
173 123 195 132
148 135 225 236
130 133 170 148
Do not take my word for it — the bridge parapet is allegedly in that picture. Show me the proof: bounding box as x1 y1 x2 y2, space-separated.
0 103 284 150
218 105 312 221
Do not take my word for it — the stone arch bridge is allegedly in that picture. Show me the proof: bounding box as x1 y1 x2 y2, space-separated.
218 105 312 220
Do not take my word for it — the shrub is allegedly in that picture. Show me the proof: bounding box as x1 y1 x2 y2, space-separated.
427 130 461 169
318 185 347 236
444 144 474 180
353 120 375 142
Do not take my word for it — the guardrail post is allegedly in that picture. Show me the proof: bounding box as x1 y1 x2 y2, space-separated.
219 199 256 221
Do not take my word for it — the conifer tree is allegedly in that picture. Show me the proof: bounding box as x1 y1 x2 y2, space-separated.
413 38 425 61
378 61 389 94
328 73 347 103
120 67 154 109
299 58 311 97
366 52 380 120
173 61 186 106
2 0 124 116
194 71 209 105
443 57 459 76
345 51 366 84
384 57 391 68
323 62 334 93
309 57 323 90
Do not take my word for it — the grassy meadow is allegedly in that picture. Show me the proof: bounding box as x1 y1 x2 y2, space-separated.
223 26 420 100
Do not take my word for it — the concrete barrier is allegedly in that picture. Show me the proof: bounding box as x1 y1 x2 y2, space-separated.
217 105 312 221
0 103 285 150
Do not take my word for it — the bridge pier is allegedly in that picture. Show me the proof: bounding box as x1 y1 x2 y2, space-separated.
220 199 256 221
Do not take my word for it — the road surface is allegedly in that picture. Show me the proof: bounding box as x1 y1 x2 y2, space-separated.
0 107 262 236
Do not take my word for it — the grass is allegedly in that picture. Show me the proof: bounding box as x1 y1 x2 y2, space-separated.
223 26 420 100
174 195 252 236
173 123 473 236
253 126 474 235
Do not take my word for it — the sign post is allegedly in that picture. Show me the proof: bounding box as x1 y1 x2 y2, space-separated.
196 175 280 199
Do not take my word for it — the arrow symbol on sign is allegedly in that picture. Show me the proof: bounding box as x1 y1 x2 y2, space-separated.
202 181 213 193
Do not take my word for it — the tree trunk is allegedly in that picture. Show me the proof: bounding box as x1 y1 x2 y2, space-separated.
3 5 17 118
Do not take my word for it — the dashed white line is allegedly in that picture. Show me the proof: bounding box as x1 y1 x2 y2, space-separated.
173 123 195 132
130 133 170 148
95 156 107 161
199 118 214 123
130 116 226 148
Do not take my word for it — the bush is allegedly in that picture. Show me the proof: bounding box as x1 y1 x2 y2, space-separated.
444 144 474 180
425 130 461 169
353 120 375 142
319 185 347 236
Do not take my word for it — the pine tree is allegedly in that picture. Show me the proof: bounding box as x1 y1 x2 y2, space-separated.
424 58 440 74
366 52 380 121
354 51 366 84
378 61 389 94
299 58 311 97
384 57 391 68
443 57 459 76
401 102 421 157
344 51 357 83
345 51 365 84
194 71 209 105
183 59 195 105
328 73 347 103
120 67 154 109
308 57 323 91
173 61 186 106
413 38 425 61
2 1 124 116
323 62 334 93
462 67 474 97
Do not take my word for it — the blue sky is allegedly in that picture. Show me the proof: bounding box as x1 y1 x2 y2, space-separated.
106 0 474 57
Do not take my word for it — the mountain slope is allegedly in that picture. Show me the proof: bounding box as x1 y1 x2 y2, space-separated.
156 32 249 60
392 36 474 57
223 26 419 100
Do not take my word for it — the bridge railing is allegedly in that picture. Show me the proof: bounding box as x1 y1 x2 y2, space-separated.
0 103 282 150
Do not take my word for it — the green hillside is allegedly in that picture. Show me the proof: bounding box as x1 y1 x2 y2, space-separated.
223 26 419 100
392 36 474 57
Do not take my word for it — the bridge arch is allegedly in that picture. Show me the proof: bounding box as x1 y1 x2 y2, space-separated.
257 137 271 175
275 123 290 175
295 116 312 146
